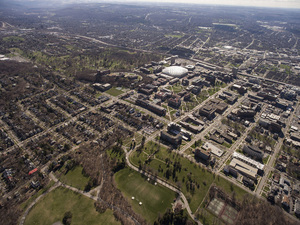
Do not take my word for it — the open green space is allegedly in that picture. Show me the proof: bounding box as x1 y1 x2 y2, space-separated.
198 208 219 225
105 87 124 96
95 92 102 98
214 176 248 202
196 91 209 103
263 185 270 192
263 155 270 165
3 36 24 42
130 141 248 214
130 141 214 212
207 87 220 96
57 165 90 190
222 142 232 148
114 167 176 224
171 83 183 93
24 187 119 225
165 34 184 38
185 147 194 156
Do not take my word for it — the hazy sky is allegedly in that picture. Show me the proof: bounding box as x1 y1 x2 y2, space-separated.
10 0 300 9
55 0 300 8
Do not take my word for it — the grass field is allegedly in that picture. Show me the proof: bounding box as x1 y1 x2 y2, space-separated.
130 141 214 212
165 34 184 38
3 36 24 42
214 176 248 202
24 187 119 225
105 87 124 96
130 141 248 213
114 168 176 224
58 166 90 190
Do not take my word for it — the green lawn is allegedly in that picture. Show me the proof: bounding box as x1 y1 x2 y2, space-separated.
105 87 124 96
24 187 119 225
207 87 220 96
3 36 25 42
130 141 215 212
172 84 183 93
185 147 194 156
114 168 176 224
214 176 248 201
264 185 270 192
196 91 209 103
165 34 184 38
130 141 248 213
58 166 90 190
263 155 270 165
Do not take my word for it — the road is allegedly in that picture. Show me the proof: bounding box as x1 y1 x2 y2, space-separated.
2 23 298 224
256 101 299 195
178 85 243 154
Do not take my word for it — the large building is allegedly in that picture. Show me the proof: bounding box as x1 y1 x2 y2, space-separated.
230 158 258 181
243 145 264 161
195 148 211 161
162 66 188 78
160 131 182 146
233 152 264 172
135 99 166 116
202 142 224 157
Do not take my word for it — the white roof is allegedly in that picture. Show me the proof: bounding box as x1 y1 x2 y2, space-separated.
233 152 264 170
162 66 188 77
202 142 224 157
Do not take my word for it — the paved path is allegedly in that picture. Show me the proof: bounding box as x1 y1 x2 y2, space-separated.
19 182 60 225
20 171 142 225
126 149 202 225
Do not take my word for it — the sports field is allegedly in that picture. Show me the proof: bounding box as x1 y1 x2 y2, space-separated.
115 168 176 224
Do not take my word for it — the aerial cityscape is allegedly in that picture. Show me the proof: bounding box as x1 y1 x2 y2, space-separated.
1 0 300 224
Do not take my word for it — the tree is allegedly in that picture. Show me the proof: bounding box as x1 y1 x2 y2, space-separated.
141 136 146 148
62 211 72 225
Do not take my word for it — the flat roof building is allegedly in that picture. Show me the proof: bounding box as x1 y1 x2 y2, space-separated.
230 158 258 181
195 148 211 161
202 142 224 157
233 152 264 171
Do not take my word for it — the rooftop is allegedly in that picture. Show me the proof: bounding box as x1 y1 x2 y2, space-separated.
162 66 188 78
233 152 264 170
